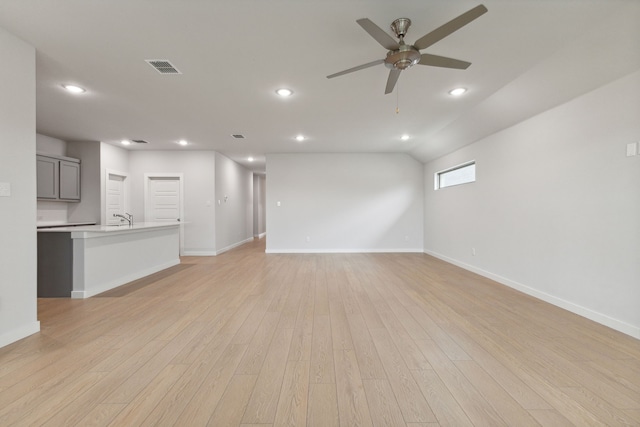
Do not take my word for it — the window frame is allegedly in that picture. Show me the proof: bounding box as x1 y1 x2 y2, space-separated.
434 160 476 190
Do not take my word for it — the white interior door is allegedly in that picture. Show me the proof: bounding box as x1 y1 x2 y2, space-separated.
145 174 184 254
106 172 126 225
148 177 180 221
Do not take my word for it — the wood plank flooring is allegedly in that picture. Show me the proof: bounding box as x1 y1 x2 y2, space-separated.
1 238 640 426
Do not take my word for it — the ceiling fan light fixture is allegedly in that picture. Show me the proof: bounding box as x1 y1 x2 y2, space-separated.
276 88 293 97
449 87 467 96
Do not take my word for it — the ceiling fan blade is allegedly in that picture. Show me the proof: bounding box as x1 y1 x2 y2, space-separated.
385 69 401 94
413 4 488 51
326 59 384 79
356 18 400 50
418 53 471 69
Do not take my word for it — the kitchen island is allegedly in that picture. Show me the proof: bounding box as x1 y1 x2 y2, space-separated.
38 222 180 298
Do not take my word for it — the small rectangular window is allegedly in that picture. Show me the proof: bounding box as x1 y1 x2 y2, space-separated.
435 161 476 190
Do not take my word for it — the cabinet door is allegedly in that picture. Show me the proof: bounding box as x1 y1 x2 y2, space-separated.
59 160 80 200
36 156 59 199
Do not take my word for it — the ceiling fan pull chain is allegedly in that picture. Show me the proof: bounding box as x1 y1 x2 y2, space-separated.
396 81 400 114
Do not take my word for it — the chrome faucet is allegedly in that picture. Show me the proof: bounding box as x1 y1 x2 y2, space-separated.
113 213 133 226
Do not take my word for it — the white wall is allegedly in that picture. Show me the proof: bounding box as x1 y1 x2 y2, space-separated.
424 69 640 338
0 26 40 348
36 133 66 156
215 153 254 253
266 153 424 253
36 201 68 225
253 174 266 237
128 150 217 255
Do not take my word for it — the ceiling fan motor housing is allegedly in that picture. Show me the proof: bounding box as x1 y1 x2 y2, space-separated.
385 44 421 70
390 18 411 38
385 18 421 70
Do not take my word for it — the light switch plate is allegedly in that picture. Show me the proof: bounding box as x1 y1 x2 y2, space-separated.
0 182 10 197
627 142 638 157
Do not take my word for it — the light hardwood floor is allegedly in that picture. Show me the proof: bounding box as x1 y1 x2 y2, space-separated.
2 238 640 426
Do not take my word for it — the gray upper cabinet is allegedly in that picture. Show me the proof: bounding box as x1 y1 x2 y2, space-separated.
59 160 80 200
37 154 81 201
36 155 59 199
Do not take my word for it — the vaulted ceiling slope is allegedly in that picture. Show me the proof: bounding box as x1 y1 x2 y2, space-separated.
1 0 638 172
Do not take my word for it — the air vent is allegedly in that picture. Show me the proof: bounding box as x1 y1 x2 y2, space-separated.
231 134 245 139
132 139 149 144
145 59 181 74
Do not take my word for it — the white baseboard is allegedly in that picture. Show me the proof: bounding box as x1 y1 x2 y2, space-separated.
71 259 181 299
216 237 254 256
265 248 424 254
182 238 255 257
424 250 640 340
182 250 217 256
0 321 40 349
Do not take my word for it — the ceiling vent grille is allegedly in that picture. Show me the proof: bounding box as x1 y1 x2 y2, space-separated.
145 59 181 74
132 139 149 144
231 134 245 139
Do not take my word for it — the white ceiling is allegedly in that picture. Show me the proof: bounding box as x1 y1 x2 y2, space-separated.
1 0 639 172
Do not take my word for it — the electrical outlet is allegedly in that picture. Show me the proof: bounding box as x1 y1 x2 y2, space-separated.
306 236 311 242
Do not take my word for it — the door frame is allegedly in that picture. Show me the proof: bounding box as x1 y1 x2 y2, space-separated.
144 173 185 255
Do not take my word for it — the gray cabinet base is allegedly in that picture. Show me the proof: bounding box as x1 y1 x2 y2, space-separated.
37 233 72 297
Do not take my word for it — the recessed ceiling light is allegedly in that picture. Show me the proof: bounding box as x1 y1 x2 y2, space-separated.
248 157 254 162
62 84 86 94
448 87 467 96
121 139 131 145
178 139 188 146
276 88 293 97
295 135 305 142
401 134 410 141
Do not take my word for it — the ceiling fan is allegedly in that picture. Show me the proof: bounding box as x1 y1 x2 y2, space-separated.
327 4 488 94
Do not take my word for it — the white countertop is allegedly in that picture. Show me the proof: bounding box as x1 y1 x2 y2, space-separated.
37 221 181 234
